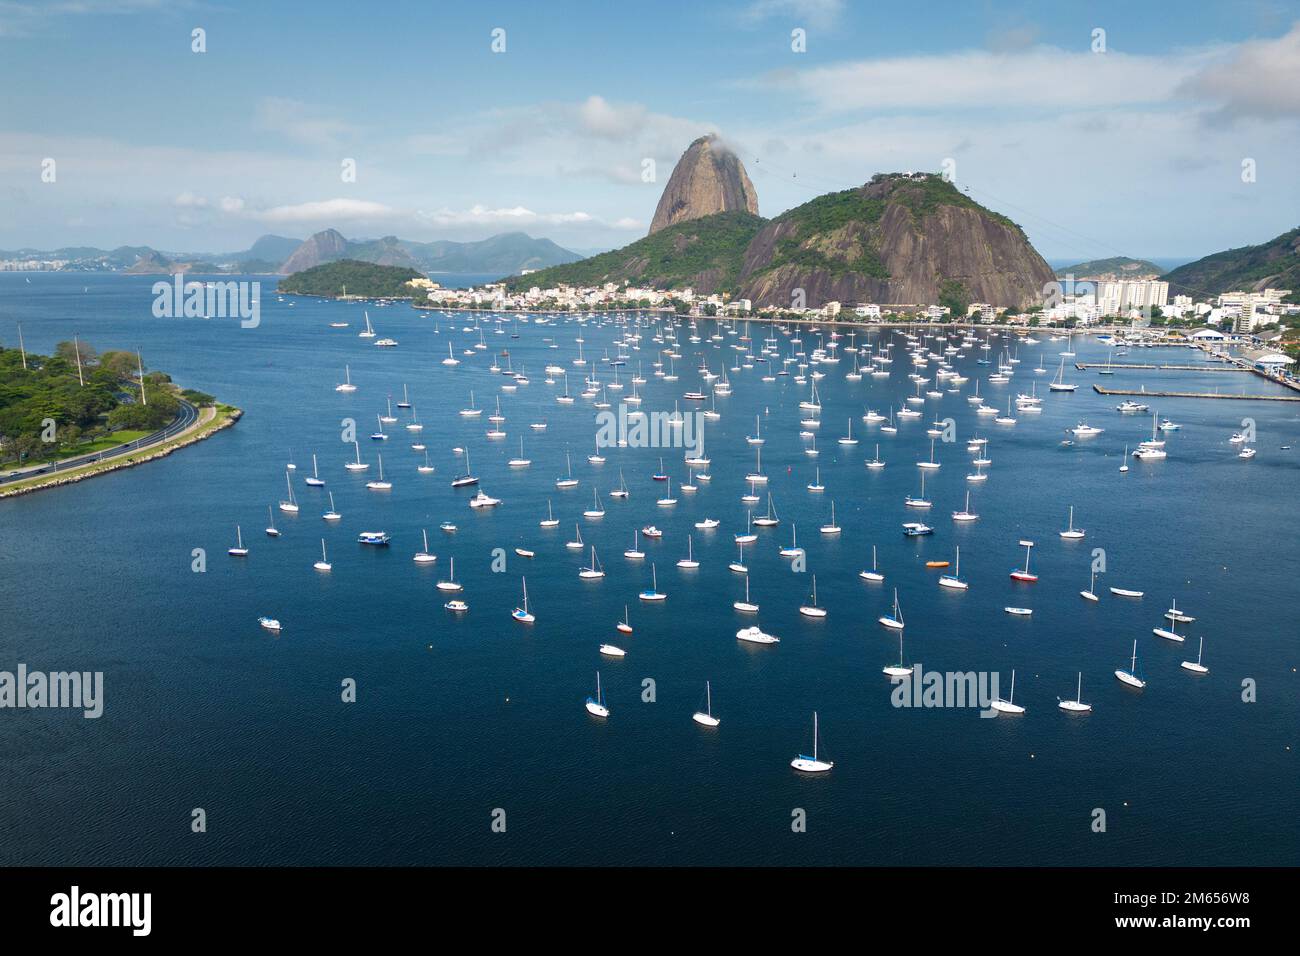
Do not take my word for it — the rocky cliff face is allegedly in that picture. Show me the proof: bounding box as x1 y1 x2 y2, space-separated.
736 174 1054 310
279 228 349 274
649 135 759 235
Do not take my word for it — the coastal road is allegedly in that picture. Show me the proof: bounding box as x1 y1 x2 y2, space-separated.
0 399 199 487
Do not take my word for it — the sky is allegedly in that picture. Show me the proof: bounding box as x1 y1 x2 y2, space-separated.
1 0 1298 262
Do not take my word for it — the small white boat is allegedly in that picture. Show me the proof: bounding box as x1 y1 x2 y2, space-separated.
882 631 912 677
692 681 720 727
1004 606 1032 616
638 563 666 602
1181 636 1209 674
1058 672 1092 713
988 669 1026 714
585 671 609 718
733 574 759 613
1115 639 1147 689
436 557 462 592
1059 505 1085 540
313 538 332 572
878 588 904 630
512 577 535 623
413 529 437 564
599 643 626 658
937 546 967 590
228 525 249 557
258 616 281 632
859 544 884 582
790 712 833 773
1109 587 1143 598
798 575 827 618
736 625 778 644
265 506 281 537
279 472 300 513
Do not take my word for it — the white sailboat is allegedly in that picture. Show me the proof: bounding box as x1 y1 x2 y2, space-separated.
313 538 332 572
879 588 904 629
882 631 913 677
1115 639 1147 688
334 365 357 392
322 492 341 521
790 712 833 773
638 563 666 601
1181 637 1209 674
938 546 967 590
1081 567 1099 602
584 671 609 718
583 487 606 519
859 544 884 582
305 453 325 487
819 501 841 534
579 546 606 580
345 441 369 472
676 535 699 569
539 500 560 528
365 453 391 490
733 574 759 613
1058 672 1092 713
228 525 249 556
265 506 280 537
799 575 827 618
436 557 462 592
512 576 535 623
413 529 437 564
1059 505 1085 539
692 681 720 727
988 669 1025 714
278 472 299 513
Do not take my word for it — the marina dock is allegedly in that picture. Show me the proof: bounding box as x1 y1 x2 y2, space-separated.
1074 362 1246 372
1092 385 1300 402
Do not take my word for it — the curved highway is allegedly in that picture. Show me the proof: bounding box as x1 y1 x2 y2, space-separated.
0 399 199 487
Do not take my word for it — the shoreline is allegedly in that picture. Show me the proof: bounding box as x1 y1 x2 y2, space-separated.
0 404 242 499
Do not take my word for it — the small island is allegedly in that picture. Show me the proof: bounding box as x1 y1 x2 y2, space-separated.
277 259 426 299
0 341 239 497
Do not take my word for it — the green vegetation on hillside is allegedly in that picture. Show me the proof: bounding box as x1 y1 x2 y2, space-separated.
0 343 185 465
278 259 424 297
1163 226 1300 301
503 212 765 292
758 188 890 279
1053 256 1163 278
876 174 1022 234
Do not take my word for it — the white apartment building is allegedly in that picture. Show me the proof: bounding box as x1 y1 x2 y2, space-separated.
1097 279 1168 316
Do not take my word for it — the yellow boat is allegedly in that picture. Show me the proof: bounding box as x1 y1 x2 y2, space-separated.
925 560 950 569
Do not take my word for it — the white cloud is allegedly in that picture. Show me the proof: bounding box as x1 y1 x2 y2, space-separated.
250 198 398 224
254 97 358 149
1179 21 1300 122
768 45 1223 112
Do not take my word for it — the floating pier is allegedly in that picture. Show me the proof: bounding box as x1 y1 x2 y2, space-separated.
1074 362 1246 372
1092 385 1300 402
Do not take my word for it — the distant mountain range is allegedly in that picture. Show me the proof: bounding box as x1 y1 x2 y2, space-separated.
1162 226 1300 301
1053 256 1163 278
2 231 579 277
277 229 579 276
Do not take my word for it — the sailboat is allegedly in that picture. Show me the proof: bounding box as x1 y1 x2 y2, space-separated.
583 487 606 519
305 453 325 487
617 605 633 634
638 563 666 601
279 472 299 513
790 712 833 773
917 436 940 470
883 632 913 677
753 492 779 527
584 672 609 718
228 525 249 556
676 535 699 569
1059 505 1085 539
692 681 720 727
609 470 629 499
436 557 462 592
1181 637 1209 674
838 418 858 446
508 437 531 468
879 588 904 629
904 471 931 508
1049 355 1077 391
566 523 584 551
819 501 841 534
579 546 605 579
413 529 437 564
989 669 1025 714
859 545 884 582
334 365 357 392
345 441 369 471
396 384 412 409
938 546 967 590
866 443 885 470
1115 640 1147 688
358 311 375 338
779 524 803 558
265 506 280 537
313 539 332 572
512 577 535 623
1153 611 1186 643
1081 567 1099 602
1120 446 1130 473
1009 540 1037 582
417 450 435 474
623 529 644 560
539 500 560 528
451 449 478 488
952 490 978 522
656 476 677 507
365 454 391 491
806 467 824 493
555 451 578 489
799 575 827 618
1058 672 1092 713
733 574 759 612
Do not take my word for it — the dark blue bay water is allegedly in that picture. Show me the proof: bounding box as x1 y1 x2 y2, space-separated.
0 273 1296 866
